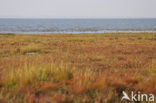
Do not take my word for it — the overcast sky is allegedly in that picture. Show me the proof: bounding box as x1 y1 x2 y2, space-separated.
0 0 156 18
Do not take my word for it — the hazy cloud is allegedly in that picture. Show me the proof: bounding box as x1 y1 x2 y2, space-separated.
0 0 156 18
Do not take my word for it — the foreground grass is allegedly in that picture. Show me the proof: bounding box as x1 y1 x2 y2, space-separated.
0 33 156 103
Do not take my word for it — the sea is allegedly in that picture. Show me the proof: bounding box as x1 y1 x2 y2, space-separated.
0 18 156 34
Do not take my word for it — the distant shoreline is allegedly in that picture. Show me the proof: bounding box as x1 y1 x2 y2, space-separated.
1 31 156 35
1 32 156 35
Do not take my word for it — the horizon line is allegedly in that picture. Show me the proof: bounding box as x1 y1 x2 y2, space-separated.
0 17 156 19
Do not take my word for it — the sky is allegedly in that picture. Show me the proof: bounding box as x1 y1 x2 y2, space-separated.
0 0 156 18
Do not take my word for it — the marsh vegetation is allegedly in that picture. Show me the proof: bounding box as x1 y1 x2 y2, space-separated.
0 33 156 103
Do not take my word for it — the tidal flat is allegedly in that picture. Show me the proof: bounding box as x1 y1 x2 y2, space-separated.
0 33 156 103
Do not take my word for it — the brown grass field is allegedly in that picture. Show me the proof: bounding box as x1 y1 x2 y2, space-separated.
0 33 156 103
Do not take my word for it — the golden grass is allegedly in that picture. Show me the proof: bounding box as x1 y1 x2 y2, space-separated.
0 33 156 103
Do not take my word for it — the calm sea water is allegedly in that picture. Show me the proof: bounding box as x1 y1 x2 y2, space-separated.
0 18 156 34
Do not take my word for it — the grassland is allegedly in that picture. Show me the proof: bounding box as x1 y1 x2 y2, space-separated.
0 33 156 103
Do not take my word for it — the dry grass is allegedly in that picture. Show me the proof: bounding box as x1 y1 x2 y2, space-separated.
0 33 156 103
